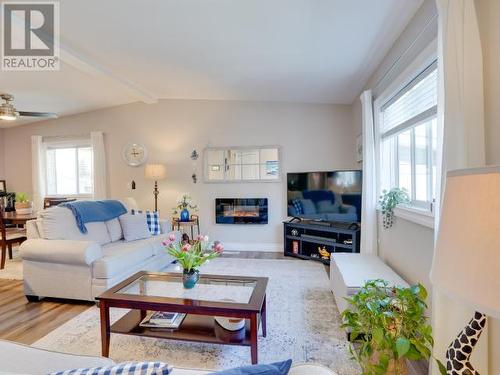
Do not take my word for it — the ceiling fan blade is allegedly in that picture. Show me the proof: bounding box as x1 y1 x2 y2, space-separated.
18 111 58 118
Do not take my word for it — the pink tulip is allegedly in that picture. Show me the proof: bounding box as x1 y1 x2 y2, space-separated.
214 243 224 254
168 233 176 242
162 240 172 246
182 244 191 252
197 234 205 241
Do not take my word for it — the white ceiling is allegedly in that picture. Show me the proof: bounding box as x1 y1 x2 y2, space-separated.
0 0 422 128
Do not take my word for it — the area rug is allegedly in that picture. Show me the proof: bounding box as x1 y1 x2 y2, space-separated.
0 247 23 280
33 258 359 374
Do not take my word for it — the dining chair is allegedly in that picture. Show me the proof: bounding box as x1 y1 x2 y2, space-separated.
0 201 27 269
43 197 76 209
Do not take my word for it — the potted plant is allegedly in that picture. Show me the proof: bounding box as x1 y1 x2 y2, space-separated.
15 192 33 214
173 193 198 222
164 234 224 288
341 280 439 375
379 188 410 229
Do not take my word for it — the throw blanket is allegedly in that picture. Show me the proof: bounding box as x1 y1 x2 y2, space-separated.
61 200 127 233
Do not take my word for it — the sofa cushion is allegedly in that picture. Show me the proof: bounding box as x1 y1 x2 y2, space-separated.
0 339 114 374
119 213 152 242
211 360 292 375
38 207 111 245
106 218 123 242
93 239 155 278
303 190 335 205
132 210 160 236
316 200 339 214
296 199 316 214
50 361 172 375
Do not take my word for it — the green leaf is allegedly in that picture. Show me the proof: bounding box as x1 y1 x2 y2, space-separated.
372 327 384 345
436 359 447 375
396 337 410 358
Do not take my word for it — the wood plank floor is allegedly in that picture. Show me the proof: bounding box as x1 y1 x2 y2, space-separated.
0 279 92 345
0 252 426 374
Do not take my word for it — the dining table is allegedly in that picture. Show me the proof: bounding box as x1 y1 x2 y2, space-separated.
1 211 38 225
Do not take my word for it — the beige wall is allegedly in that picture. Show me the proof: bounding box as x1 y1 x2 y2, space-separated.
476 0 500 372
2 99 356 250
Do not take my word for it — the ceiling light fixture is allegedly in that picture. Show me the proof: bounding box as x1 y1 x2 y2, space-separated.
0 102 19 121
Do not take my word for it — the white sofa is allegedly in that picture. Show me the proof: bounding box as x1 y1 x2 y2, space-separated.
20 206 177 301
330 253 409 313
0 340 336 375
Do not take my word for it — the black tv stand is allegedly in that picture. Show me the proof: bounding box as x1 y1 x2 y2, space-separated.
283 219 360 264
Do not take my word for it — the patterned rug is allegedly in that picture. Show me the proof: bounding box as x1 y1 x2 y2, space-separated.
33 258 360 374
0 247 23 280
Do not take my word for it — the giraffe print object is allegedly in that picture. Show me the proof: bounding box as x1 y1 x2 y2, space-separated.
445 311 486 374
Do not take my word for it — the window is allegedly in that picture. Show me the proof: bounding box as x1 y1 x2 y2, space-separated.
379 61 438 211
46 143 93 196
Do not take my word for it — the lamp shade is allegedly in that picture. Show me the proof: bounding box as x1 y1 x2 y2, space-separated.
430 166 500 319
145 163 166 180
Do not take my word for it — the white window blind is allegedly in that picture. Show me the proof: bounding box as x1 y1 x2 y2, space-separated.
380 61 437 139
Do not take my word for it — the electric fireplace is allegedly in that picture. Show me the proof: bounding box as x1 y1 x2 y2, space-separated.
215 198 268 224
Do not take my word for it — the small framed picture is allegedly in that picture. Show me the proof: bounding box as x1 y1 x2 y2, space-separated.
0 180 6 193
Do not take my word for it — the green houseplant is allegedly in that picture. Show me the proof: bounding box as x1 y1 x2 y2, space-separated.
341 280 436 375
172 193 198 222
14 192 33 214
379 188 410 229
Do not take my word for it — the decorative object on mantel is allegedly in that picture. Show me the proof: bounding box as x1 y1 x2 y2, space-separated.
356 134 363 162
341 279 439 375
173 193 198 222
14 192 33 214
430 167 500 375
191 149 199 184
0 180 6 194
379 188 410 229
164 233 224 289
122 143 148 166
144 163 166 211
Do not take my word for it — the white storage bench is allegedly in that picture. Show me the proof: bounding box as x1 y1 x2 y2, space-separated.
330 253 409 313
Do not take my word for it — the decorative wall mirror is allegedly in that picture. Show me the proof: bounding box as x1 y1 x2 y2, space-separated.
204 146 281 182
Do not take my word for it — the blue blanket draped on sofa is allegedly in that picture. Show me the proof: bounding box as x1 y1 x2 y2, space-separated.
61 200 127 233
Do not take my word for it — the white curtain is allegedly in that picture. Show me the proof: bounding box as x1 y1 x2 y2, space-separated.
360 90 378 255
91 131 108 200
31 135 46 212
432 0 487 372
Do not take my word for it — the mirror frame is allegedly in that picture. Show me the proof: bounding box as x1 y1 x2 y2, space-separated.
203 146 282 183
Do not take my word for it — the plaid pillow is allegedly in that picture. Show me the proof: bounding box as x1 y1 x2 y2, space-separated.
292 199 304 215
50 361 172 375
131 210 160 235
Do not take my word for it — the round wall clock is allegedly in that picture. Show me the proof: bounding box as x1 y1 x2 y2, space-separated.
122 143 148 166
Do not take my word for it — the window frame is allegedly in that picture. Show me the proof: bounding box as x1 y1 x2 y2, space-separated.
44 139 94 198
373 40 438 225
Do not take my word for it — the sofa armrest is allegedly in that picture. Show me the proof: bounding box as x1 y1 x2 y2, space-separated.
339 204 356 215
160 219 172 235
20 239 103 266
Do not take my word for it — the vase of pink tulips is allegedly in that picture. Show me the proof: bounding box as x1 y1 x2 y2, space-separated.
164 234 224 289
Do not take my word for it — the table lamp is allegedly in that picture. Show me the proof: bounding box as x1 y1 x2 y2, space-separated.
145 163 166 211
430 166 500 373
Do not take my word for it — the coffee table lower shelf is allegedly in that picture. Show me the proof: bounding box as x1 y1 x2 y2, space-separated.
111 310 254 346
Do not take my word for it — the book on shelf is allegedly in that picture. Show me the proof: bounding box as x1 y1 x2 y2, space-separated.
140 311 186 330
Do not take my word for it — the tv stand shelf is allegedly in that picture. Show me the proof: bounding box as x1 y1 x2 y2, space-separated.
283 220 360 264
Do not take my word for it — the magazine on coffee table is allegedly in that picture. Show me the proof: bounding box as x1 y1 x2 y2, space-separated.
140 311 186 329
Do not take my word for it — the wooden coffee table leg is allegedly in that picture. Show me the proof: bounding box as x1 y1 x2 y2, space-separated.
100 301 110 357
261 295 267 337
250 313 258 364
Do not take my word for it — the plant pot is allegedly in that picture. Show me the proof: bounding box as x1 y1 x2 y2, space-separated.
369 352 408 375
182 269 199 289
180 208 190 222
15 201 33 214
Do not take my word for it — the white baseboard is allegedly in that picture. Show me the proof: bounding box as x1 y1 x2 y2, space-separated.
223 242 283 252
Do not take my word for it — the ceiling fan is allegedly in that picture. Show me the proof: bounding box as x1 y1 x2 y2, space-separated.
0 93 58 121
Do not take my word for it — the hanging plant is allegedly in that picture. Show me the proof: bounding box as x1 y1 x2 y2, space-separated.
379 188 410 229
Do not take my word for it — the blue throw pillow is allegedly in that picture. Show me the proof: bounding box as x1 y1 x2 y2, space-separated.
291 199 304 215
297 199 316 215
132 209 160 235
49 361 171 375
211 360 292 375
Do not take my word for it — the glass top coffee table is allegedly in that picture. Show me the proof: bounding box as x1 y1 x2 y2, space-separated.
97 271 269 364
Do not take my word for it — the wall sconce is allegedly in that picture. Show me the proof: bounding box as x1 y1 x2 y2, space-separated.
191 149 199 183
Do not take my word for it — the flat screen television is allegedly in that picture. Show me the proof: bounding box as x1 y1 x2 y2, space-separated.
287 170 362 223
